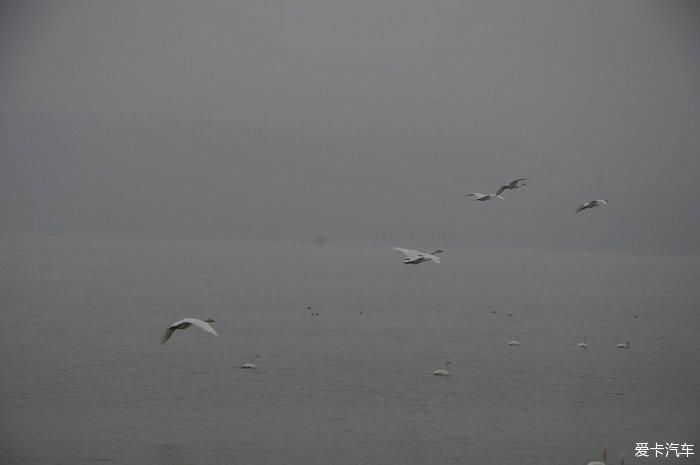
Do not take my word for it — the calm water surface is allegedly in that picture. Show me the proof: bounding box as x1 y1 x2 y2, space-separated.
1 236 698 464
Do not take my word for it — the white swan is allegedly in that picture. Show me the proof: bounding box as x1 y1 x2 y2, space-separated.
577 336 588 349
393 247 443 265
160 318 219 344
241 354 260 369
464 192 506 201
495 178 527 196
616 341 630 349
587 447 607 465
508 337 520 346
433 361 452 376
587 448 625 465
576 199 608 214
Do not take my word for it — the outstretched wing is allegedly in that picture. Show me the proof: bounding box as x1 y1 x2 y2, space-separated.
160 327 176 345
575 203 588 214
393 247 421 261
495 185 507 196
183 318 220 337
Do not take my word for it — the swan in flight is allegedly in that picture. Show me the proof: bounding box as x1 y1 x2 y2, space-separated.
495 178 527 196
241 354 260 369
464 192 506 201
575 199 608 214
577 336 588 349
433 361 452 376
616 341 630 349
160 318 219 344
508 337 520 346
393 247 443 265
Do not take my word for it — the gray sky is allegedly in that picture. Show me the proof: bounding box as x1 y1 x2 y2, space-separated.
2 0 699 252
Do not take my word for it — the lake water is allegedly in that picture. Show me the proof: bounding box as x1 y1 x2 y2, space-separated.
1 236 698 465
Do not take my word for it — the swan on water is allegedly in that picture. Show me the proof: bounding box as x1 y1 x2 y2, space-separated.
241 354 261 369
433 361 452 376
577 336 588 349
393 247 443 265
576 199 608 214
160 318 219 344
495 178 527 196
587 447 607 465
616 341 630 349
587 447 625 465
464 192 506 201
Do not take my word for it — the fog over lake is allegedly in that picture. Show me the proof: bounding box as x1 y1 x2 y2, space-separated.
1 1 699 464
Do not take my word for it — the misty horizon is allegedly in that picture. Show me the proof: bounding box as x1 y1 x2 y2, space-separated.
2 1 699 253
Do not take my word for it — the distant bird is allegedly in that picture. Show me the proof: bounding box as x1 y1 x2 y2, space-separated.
495 178 527 196
507 313 512 317
616 341 630 349
393 247 443 265
587 449 625 465
633 315 639 319
577 336 588 349
491 310 498 314
587 447 607 465
433 361 452 376
575 199 608 214
241 354 260 369
508 337 520 346
464 192 506 201
160 318 219 345
306 306 312 310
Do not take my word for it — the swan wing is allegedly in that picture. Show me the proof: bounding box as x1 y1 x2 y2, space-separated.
495 185 507 196
182 318 219 337
160 327 176 345
393 247 420 260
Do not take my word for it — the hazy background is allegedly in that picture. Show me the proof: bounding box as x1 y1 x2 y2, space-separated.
1 0 699 251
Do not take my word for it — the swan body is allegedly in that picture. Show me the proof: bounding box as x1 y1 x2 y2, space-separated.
587 447 607 465
576 199 608 214
577 336 588 349
465 192 506 201
241 354 260 369
616 341 630 349
495 178 527 196
160 318 219 344
508 337 520 346
433 361 452 376
393 247 443 265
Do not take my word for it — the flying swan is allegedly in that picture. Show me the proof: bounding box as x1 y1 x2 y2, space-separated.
495 178 527 196
160 318 219 344
576 199 608 214
464 192 506 201
393 247 443 265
